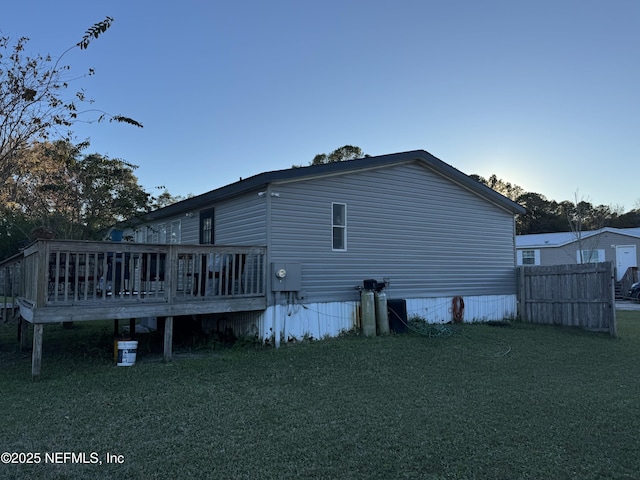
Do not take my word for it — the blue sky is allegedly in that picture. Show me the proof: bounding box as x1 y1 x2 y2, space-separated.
2 1 639 210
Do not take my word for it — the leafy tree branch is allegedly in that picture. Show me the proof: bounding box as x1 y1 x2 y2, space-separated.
0 16 142 185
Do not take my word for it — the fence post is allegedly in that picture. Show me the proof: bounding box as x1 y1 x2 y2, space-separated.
609 264 618 338
518 266 526 322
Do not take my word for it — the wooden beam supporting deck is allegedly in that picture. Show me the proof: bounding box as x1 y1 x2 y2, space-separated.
19 318 28 351
130 318 136 338
2 240 267 379
32 324 43 380
163 316 173 363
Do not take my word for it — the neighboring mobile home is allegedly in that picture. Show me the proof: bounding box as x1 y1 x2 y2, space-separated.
516 227 640 281
123 150 525 342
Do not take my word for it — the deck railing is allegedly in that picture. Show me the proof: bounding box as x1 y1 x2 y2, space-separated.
2 240 266 317
1 251 22 317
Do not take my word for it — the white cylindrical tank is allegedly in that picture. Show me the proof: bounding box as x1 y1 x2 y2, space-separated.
375 290 390 335
361 289 376 337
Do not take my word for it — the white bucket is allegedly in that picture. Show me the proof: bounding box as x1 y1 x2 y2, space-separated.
116 340 138 366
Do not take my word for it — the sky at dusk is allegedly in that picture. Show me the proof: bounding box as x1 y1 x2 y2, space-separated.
2 1 639 210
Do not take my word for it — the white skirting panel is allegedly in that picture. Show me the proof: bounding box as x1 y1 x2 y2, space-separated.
405 294 517 324
258 301 359 343
220 294 517 344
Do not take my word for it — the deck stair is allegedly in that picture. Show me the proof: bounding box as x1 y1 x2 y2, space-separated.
617 266 638 301
615 282 623 300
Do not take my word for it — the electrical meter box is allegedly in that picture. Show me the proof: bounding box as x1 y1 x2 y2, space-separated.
271 263 302 292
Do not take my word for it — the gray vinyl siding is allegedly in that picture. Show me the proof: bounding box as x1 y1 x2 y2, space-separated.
268 161 517 304
535 232 640 266
180 216 199 244
539 244 583 265
126 193 267 246
121 160 518 307
215 191 267 245
122 215 195 244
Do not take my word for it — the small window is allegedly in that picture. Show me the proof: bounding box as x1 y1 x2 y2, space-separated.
170 220 181 244
146 226 157 244
332 203 346 251
157 223 167 244
577 249 603 264
518 249 539 266
522 250 536 265
200 209 214 244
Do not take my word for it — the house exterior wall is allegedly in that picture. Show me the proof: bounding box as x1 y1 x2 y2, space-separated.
214 189 267 245
518 232 640 269
181 216 199 243
122 190 267 246
126 159 521 339
267 161 518 306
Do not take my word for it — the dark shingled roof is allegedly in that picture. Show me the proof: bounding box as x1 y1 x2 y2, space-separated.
139 150 525 222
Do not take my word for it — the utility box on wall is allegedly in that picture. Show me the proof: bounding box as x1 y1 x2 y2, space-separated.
271 263 302 292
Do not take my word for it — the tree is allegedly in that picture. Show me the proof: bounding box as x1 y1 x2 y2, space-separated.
75 152 151 237
515 192 555 234
311 145 364 165
564 192 614 264
294 145 365 167
0 209 32 260
151 188 190 209
609 209 640 229
0 17 142 185
2 140 92 239
471 173 624 235
469 174 524 202
0 140 151 256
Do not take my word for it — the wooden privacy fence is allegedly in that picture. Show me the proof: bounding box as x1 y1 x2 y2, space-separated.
517 262 617 337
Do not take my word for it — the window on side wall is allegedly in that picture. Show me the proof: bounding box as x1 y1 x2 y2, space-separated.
158 223 167 244
146 226 157 244
332 203 346 251
199 208 214 244
577 249 604 264
170 220 181 244
518 249 540 266
522 250 536 265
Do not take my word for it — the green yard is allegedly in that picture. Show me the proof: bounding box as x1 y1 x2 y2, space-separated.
1 313 639 479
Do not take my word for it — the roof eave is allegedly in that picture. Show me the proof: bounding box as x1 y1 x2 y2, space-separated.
131 149 525 223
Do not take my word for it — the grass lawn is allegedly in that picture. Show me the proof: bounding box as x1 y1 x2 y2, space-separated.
1 313 640 479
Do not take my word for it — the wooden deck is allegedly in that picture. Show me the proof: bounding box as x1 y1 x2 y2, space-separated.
1 240 267 378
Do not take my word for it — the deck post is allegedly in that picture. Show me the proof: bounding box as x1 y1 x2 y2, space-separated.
32 323 43 380
19 318 29 351
163 316 173 362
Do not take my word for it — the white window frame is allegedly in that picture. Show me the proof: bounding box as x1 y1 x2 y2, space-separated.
170 220 182 244
331 203 347 251
517 249 540 266
157 223 167 244
577 249 604 264
146 226 155 244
